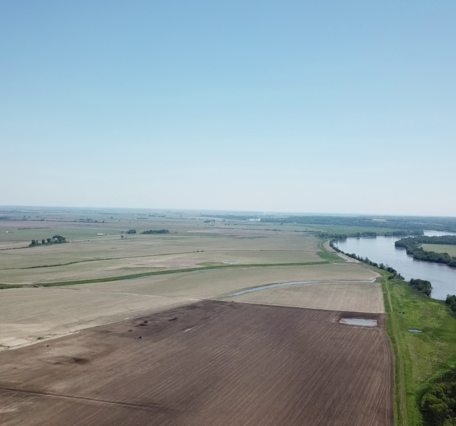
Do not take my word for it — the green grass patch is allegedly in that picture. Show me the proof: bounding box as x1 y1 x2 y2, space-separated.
0 261 329 288
317 240 345 263
0 284 22 290
421 244 456 258
381 271 456 425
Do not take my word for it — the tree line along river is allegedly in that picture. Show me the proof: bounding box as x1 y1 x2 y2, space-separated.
334 231 456 300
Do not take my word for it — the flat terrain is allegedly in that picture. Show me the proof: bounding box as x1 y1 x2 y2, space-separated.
421 243 456 257
0 263 378 348
0 287 194 348
0 301 393 426
0 233 322 285
222 280 385 313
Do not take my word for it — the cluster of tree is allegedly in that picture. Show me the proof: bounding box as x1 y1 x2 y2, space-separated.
421 369 456 425
384 230 423 237
316 230 422 240
29 235 66 247
141 229 170 234
445 295 456 313
126 229 136 234
318 232 376 240
329 240 403 279
397 236 456 246
395 237 456 268
409 279 433 296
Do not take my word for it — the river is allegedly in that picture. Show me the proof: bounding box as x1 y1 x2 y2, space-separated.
334 231 456 300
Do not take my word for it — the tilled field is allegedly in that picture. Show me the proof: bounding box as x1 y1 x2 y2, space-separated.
221 280 385 313
0 300 393 426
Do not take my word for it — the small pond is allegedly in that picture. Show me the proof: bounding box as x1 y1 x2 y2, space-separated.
339 318 378 327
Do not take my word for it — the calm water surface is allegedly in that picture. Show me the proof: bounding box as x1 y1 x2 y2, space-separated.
339 318 378 327
334 231 456 300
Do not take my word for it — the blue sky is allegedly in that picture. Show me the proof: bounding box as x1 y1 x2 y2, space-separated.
1 1 455 215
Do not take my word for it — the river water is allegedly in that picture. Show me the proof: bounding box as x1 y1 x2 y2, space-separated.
334 231 456 300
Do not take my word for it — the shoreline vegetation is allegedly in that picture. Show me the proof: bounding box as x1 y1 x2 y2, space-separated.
330 236 456 426
395 236 456 268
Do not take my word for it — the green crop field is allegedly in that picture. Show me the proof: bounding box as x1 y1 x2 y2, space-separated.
421 244 456 257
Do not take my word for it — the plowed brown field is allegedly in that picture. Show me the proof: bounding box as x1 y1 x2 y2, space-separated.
0 301 393 426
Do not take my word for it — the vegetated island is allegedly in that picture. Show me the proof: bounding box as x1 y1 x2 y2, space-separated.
395 236 456 268
29 235 66 247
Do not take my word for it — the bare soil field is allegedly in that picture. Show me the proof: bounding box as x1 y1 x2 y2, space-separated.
221 280 385 313
0 288 194 349
0 301 393 426
0 263 379 347
72 263 379 299
0 233 321 285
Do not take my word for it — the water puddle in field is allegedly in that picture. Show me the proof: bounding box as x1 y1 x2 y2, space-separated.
408 329 423 333
228 279 376 297
339 318 378 327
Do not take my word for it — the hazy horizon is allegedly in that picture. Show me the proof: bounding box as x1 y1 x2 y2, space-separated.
1 204 456 219
1 1 455 216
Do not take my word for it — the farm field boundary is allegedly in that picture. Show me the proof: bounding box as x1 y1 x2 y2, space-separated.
0 261 329 288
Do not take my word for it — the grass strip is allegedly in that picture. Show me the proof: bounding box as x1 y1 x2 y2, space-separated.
0 261 329 288
0 251 199 270
380 271 456 426
317 239 346 263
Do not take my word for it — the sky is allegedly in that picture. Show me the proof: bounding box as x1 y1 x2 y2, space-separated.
1 1 455 216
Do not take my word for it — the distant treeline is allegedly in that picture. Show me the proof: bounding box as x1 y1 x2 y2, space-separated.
29 235 66 247
141 229 170 234
395 236 456 268
317 230 422 240
207 214 456 234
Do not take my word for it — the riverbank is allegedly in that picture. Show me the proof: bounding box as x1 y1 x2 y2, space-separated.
380 270 456 425
334 234 456 300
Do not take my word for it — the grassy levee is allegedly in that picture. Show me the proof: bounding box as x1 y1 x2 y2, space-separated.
317 239 345 263
0 261 329 288
380 271 456 426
